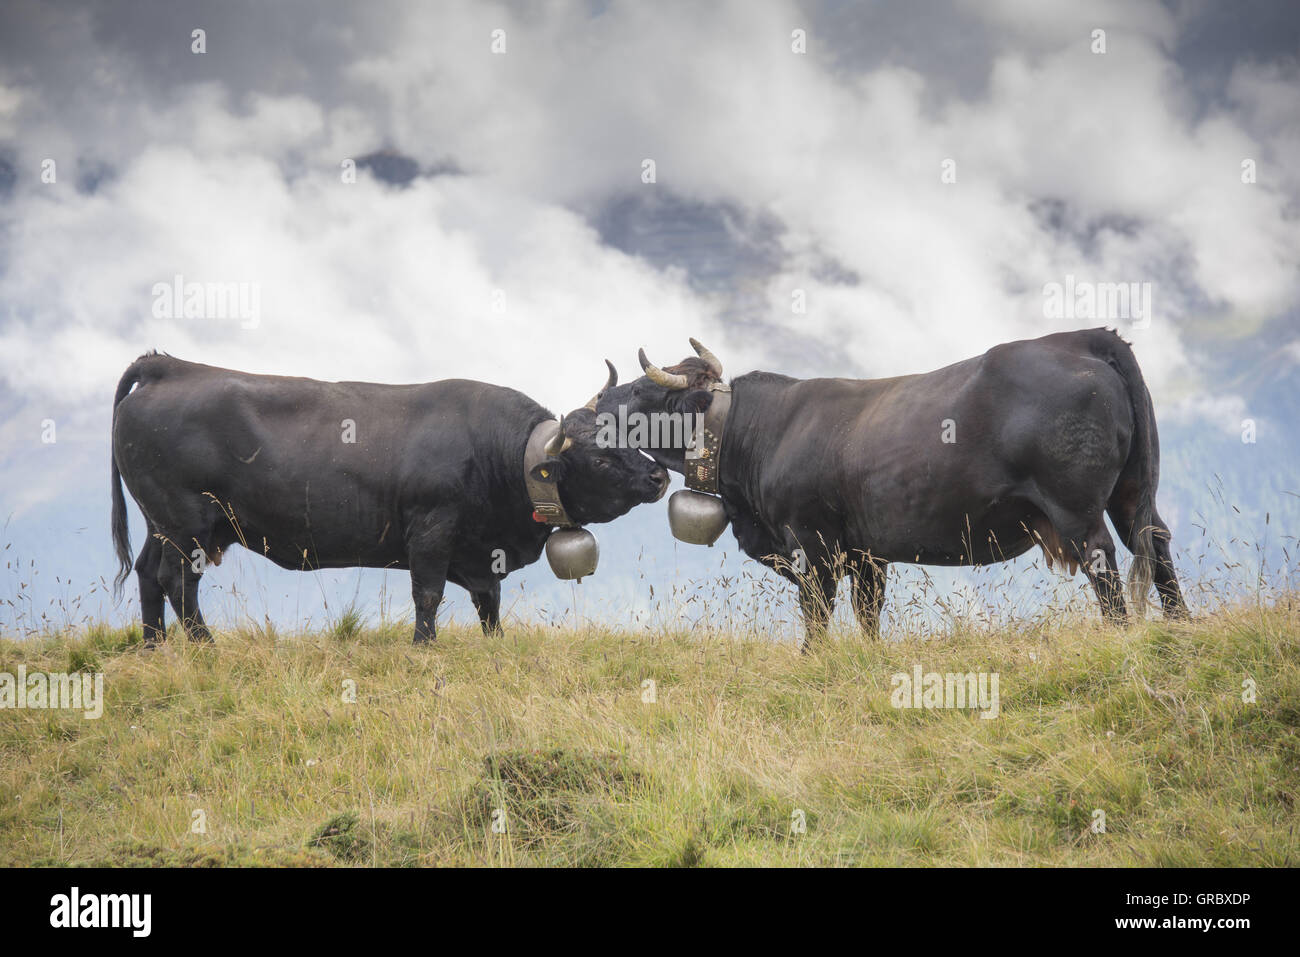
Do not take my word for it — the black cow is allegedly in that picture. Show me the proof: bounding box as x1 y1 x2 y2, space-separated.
598 330 1188 646
111 353 669 645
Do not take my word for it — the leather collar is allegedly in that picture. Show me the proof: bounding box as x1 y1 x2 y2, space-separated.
684 381 731 495
524 419 576 527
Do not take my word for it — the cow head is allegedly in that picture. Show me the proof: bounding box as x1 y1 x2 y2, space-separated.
529 361 670 524
595 339 726 472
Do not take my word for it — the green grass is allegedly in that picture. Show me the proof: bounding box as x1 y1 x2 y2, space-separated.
0 602 1296 866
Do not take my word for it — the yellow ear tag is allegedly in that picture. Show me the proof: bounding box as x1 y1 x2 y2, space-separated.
540 468 549 478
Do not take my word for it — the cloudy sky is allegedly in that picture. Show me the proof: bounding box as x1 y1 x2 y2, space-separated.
1 0 1296 638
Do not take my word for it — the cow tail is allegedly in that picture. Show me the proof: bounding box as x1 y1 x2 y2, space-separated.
1098 332 1156 615
111 360 144 598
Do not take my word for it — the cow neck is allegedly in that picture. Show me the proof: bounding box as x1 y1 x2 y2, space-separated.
523 419 577 528
710 374 783 511
683 381 731 495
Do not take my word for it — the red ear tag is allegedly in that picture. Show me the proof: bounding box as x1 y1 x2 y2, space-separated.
532 510 546 523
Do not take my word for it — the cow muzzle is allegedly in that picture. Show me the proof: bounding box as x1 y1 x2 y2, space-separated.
649 467 670 502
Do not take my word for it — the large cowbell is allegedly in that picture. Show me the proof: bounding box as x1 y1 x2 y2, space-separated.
546 527 600 581
668 489 728 546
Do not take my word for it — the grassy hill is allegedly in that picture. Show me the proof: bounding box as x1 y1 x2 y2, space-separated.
1 602 1296 866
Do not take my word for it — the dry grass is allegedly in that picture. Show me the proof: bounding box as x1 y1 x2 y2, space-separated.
1 596 1296 867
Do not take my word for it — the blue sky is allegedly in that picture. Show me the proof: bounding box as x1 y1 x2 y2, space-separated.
1 0 1296 639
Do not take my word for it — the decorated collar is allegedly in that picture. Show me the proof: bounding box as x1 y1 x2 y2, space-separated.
683 381 731 495
523 419 576 527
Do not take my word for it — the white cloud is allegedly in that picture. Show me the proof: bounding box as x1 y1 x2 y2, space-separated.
1163 391 1253 438
0 81 715 513
293 1 1300 407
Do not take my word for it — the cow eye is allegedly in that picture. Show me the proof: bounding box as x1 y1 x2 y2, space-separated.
595 457 612 470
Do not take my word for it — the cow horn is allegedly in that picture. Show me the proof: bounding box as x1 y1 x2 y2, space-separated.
638 347 689 390
544 416 573 456
584 359 618 411
689 337 723 378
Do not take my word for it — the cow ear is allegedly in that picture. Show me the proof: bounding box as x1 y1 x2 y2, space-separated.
529 459 565 484
681 389 714 414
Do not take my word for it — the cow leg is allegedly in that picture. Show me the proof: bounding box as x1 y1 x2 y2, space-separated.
407 511 457 644
409 556 449 644
410 572 446 644
135 534 166 646
1070 520 1128 624
796 567 838 653
157 539 212 642
471 581 502 636
848 556 887 638
1107 496 1189 620
1150 508 1189 619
